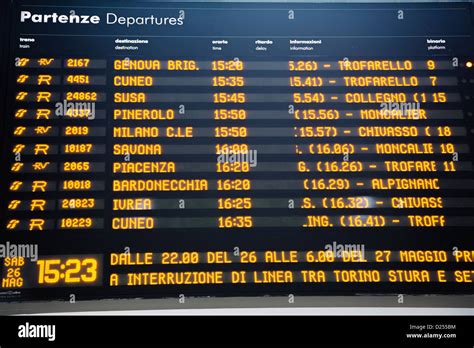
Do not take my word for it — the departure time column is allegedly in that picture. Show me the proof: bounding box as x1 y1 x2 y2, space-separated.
212 59 254 229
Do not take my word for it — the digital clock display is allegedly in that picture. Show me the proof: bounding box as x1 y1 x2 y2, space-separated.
0 0 473 311
36 258 99 285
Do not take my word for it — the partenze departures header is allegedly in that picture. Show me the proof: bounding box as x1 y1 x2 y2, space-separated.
19 11 185 27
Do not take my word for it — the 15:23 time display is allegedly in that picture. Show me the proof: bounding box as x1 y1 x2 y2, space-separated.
36 258 99 285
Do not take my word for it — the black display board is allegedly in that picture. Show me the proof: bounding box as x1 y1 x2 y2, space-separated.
0 1 473 310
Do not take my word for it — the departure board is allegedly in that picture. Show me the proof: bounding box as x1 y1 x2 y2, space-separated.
0 0 473 309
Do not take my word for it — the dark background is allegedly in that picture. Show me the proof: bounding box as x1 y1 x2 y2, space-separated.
0 1 473 304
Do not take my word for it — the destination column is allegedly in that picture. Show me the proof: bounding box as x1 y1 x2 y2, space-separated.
110 58 206 233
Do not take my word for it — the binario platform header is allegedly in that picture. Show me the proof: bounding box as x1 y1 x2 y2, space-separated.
20 10 185 27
